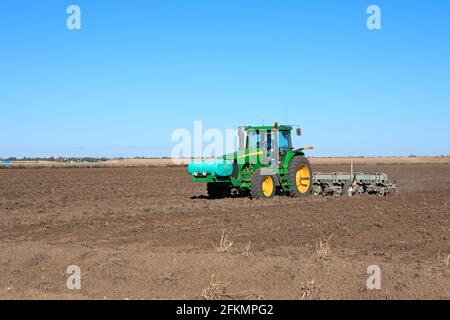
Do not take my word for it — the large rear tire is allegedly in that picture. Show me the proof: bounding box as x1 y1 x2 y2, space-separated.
288 156 313 197
250 169 275 199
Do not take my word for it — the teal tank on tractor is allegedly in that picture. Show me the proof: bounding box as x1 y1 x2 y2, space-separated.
187 159 234 177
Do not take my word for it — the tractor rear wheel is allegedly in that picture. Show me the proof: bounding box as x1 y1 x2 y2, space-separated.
207 183 231 199
250 169 275 199
288 156 313 197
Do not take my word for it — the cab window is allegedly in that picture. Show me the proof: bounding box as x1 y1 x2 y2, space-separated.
279 130 292 151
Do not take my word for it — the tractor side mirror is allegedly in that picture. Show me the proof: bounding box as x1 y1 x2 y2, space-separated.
296 128 302 136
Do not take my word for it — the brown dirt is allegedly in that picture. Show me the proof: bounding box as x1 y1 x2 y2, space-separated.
0 164 449 300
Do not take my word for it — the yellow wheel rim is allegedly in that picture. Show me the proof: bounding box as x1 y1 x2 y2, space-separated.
296 164 311 193
261 176 274 197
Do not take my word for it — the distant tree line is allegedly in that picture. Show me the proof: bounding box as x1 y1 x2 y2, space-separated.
0 156 173 162
0 157 110 162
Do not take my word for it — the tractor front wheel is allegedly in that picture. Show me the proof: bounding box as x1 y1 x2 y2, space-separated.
250 169 275 199
288 156 313 197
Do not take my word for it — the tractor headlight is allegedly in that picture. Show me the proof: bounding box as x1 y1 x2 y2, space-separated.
202 171 207 176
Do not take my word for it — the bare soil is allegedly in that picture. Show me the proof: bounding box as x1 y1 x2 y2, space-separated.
0 164 449 300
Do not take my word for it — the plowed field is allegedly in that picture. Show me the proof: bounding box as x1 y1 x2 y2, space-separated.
0 164 449 299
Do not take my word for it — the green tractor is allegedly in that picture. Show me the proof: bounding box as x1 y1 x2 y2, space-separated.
187 122 313 199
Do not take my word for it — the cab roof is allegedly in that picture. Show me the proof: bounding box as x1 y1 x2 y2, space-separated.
244 125 293 132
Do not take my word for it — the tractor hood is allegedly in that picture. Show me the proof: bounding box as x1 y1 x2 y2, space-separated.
221 149 264 162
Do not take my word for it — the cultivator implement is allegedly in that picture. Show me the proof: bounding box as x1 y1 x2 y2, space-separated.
312 172 396 196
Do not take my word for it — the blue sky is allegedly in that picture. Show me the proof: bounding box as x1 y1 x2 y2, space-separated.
1 0 449 158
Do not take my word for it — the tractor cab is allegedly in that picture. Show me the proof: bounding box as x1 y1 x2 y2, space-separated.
239 123 299 165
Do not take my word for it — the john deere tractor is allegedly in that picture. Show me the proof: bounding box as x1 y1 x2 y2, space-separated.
187 122 313 199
